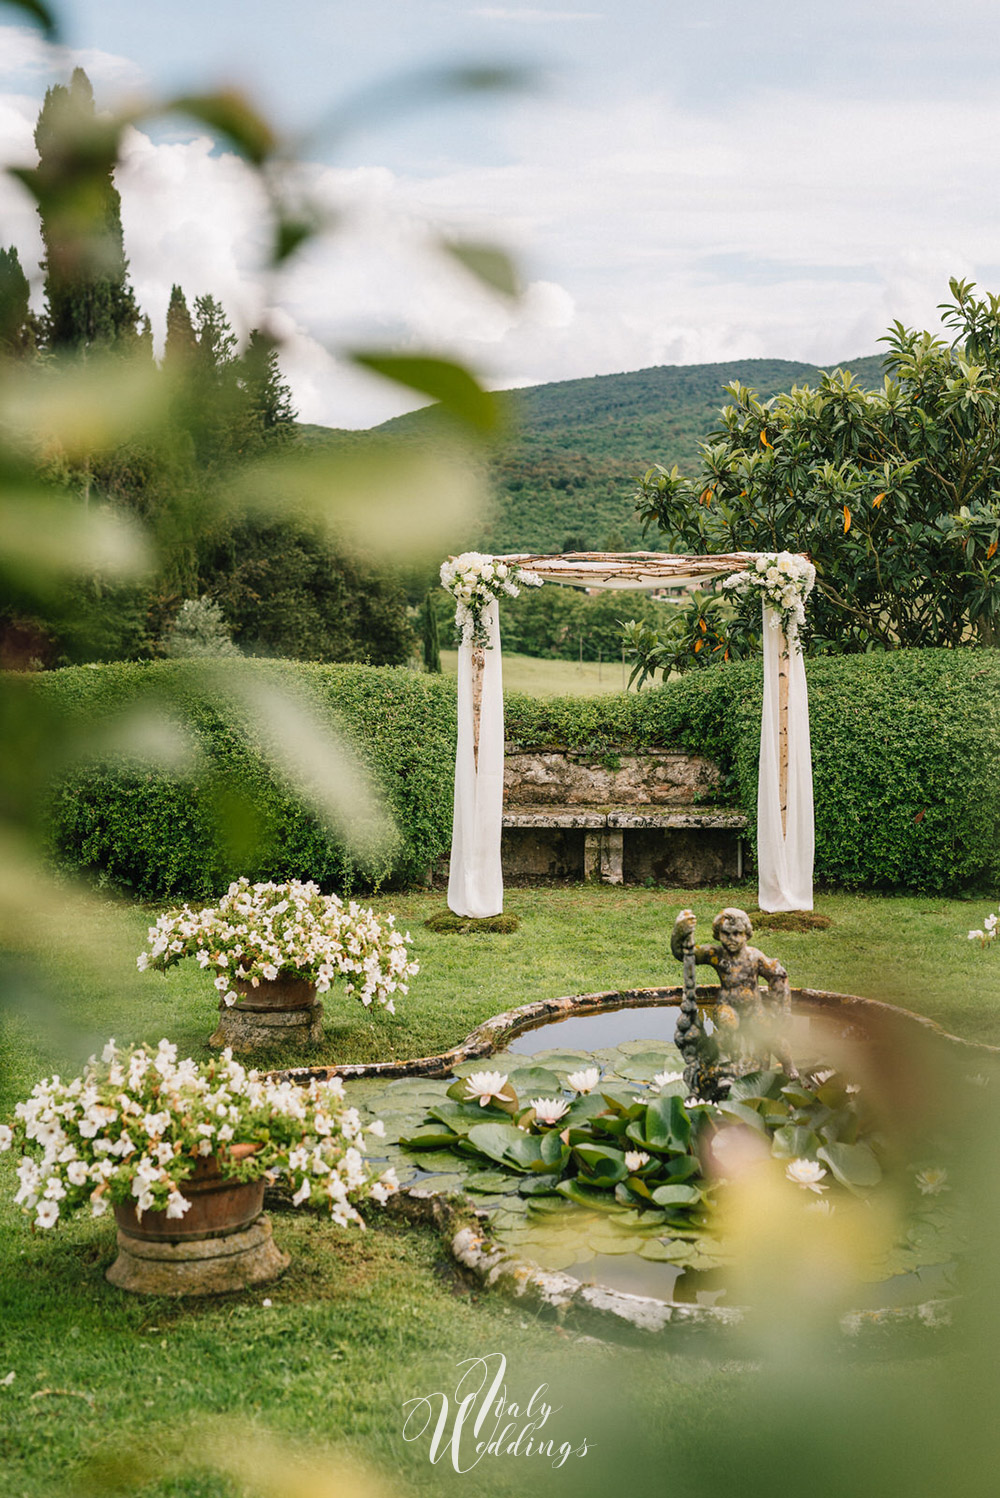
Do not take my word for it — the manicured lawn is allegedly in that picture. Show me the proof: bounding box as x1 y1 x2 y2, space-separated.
441 648 631 696
3 884 1000 1498
4 886 997 1108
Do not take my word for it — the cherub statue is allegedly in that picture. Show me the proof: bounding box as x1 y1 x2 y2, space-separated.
671 907 798 1098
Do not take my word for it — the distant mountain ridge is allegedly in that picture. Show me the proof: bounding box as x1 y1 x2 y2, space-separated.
301 353 886 555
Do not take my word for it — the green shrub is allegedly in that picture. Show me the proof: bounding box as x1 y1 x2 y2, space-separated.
35 649 1000 899
507 649 1000 894
38 660 457 898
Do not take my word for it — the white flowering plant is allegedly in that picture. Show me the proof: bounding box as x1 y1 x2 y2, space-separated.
439 552 543 648
137 878 417 1012
722 551 816 633
967 913 998 948
402 1062 891 1223
0 1039 397 1231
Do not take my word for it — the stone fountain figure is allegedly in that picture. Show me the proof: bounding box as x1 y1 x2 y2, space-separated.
671 907 798 1100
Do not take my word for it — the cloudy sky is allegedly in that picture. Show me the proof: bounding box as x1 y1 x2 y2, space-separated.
2 0 999 425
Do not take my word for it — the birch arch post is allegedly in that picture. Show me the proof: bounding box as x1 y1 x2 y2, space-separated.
440 550 816 919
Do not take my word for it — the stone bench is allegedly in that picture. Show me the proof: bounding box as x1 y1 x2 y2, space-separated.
499 747 747 886
502 806 748 885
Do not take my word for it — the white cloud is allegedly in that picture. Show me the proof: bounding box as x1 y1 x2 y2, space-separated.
2 46 999 428
0 25 147 93
470 8 602 20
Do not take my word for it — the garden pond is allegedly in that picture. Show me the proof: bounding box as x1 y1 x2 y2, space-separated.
341 996 970 1313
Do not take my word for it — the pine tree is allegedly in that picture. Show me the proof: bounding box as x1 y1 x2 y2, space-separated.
193 294 238 375
0 246 37 356
164 284 197 366
33 68 141 353
242 329 296 441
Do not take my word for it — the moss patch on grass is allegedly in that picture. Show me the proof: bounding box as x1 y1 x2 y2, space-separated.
423 910 521 935
748 910 833 933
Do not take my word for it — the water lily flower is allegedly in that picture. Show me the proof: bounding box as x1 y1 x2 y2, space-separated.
464 1072 510 1107
566 1068 600 1094
653 1070 685 1089
625 1150 650 1172
785 1158 828 1193
915 1167 950 1195
530 1097 569 1125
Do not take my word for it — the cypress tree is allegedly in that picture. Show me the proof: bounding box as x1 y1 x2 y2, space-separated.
421 590 442 673
164 284 197 366
0 246 37 356
33 68 141 353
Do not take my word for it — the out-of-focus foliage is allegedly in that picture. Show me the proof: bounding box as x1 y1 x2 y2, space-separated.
379 354 886 556
636 280 1000 654
0 7 515 950
41 659 457 897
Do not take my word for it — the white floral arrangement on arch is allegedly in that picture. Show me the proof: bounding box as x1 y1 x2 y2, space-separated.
439 552 543 648
722 552 816 632
0 1039 397 1231
137 877 418 1012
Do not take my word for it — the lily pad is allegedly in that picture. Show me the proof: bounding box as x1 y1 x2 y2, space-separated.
638 1239 682 1262
409 1173 467 1194
464 1170 523 1195
586 1231 645 1255
467 1121 533 1169
525 1050 602 1071
506 1066 564 1094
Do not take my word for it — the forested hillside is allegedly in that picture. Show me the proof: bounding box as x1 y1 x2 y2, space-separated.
366 354 886 554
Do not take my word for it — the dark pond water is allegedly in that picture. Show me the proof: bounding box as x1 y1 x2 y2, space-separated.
508 1002 694 1055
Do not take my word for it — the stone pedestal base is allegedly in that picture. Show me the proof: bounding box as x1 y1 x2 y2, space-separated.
106 1214 289 1296
209 1000 324 1051
584 828 624 885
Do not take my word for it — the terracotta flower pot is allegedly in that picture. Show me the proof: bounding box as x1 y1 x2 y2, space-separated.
112 1147 264 1243
209 976 324 1051
232 975 316 1012
106 1144 289 1295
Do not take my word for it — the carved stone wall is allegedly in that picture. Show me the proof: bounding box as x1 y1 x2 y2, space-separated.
503 748 722 808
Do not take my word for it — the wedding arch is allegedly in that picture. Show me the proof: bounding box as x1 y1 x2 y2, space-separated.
440 550 816 919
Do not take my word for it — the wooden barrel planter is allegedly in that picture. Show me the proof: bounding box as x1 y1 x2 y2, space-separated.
208 976 324 1052
106 1149 289 1296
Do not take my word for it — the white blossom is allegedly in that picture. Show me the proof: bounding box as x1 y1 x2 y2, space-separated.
464 1072 510 1107
530 1097 569 1125
566 1068 600 1094
785 1158 828 1193
34 1200 59 1229
915 1167 950 1196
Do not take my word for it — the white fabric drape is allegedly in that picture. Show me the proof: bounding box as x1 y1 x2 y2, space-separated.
447 598 505 917
757 604 814 911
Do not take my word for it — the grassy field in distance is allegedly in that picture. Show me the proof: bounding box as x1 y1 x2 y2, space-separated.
440 647 631 697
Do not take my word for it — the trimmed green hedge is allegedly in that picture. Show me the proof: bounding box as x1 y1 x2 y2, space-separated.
36 649 1000 898
39 661 457 898
509 650 1000 894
